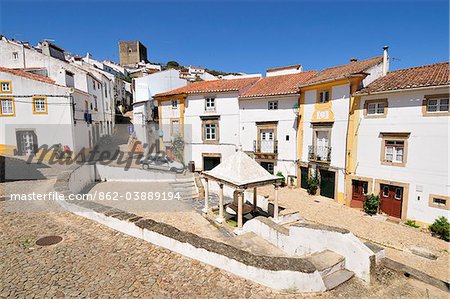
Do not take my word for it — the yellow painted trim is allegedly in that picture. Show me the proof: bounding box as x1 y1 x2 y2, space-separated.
0 144 16 155
312 88 334 123
0 97 16 117
32 95 48 114
0 80 12 94
296 93 305 187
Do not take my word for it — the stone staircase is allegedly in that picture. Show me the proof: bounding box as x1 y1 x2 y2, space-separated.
170 175 199 200
304 250 354 290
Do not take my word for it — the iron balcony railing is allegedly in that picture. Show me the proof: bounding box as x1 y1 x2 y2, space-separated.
308 145 332 162
253 140 278 154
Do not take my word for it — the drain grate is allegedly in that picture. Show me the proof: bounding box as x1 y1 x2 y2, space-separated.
35 236 63 246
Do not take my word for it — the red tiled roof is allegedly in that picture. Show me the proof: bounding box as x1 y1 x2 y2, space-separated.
240 71 317 99
357 62 450 94
155 77 260 97
266 64 302 73
301 56 383 87
0 67 56 85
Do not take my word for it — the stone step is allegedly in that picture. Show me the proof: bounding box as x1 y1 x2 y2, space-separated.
304 250 345 277
171 182 196 188
323 269 354 291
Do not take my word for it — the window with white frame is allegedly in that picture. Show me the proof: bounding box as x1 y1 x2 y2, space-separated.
318 90 330 103
205 97 215 111
426 98 449 112
171 100 178 109
33 97 47 113
385 140 404 163
1 82 11 93
205 124 217 140
395 188 402 200
268 100 278 110
367 102 385 115
382 185 389 197
0 98 14 115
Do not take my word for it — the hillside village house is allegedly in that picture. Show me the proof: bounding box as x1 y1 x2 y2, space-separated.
346 62 449 224
296 53 387 203
239 67 316 178
133 69 187 148
154 77 260 170
0 67 92 156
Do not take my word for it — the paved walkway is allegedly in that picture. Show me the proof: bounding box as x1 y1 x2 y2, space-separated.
259 186 450 282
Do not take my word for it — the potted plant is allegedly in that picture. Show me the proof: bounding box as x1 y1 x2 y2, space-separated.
306 170 319 195
363 194 380 215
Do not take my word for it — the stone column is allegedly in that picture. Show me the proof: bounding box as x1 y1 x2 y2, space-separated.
237 190 243 229
252 187 257 211
216 183 224 223
202 177 209 214
273 184 279 221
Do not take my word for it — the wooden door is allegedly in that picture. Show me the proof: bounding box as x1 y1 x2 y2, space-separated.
319 169 335 199
380 184 403 218
351 180 368 208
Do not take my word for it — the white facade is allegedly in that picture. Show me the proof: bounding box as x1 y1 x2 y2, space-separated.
0 70 92 155
240 95 299 178
355 86 449 224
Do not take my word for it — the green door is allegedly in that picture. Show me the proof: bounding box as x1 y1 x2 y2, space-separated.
300 167 308 189
319 169 335 199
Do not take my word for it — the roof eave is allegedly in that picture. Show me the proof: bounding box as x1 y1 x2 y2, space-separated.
298 73 368 89
355 84 450 96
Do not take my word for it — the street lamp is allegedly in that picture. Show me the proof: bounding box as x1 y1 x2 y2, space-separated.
292 103 299 115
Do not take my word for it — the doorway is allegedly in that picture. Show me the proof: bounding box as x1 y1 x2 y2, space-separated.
319 169 335 199
351 180 368 208
16 130 38 155
380 184 403 218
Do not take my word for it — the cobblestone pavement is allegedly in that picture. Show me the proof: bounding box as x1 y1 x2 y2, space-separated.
2 201 448 299
259 186 450 282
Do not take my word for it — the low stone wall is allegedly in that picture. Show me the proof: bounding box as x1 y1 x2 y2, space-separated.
54 167 329 292
243 217 376 283
95 164 176 182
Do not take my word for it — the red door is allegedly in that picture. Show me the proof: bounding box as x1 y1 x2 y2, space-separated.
351 180 368 208
380 184 403 218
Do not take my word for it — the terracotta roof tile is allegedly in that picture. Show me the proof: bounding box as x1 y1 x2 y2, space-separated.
357 62 449 94
155 77 260 97
301 56 383 86
240 71 317 99
266 64 302 73
0 67 56 85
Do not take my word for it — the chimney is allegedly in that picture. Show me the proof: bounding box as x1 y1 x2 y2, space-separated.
382 46 389 76
350 57 358 63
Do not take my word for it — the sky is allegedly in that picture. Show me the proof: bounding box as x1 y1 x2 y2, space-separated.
0 0 448 74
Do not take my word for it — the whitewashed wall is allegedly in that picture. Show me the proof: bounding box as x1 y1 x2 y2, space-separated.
239 95 298 177
357 87 449 223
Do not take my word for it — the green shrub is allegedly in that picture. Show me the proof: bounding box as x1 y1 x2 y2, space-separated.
405 220 420 228
363 194 380 215
429 217 450 241
276 171 285 186
306 170 319 195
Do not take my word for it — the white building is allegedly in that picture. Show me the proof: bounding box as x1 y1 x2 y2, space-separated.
297 54 386 203
132 69 187 147
0 67 92 156
239 68 316 180
347 62 449 224
154 77 260 170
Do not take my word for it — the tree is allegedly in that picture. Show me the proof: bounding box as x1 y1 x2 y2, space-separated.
166 61 180 69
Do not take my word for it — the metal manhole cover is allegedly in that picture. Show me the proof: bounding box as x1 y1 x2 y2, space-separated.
35 236 63 246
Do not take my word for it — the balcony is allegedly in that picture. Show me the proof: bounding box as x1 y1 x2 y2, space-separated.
308 145 332 162
253 140 278 154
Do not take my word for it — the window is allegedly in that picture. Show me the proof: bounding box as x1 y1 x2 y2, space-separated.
268 101 278 110
93 81 96 90
1 81 11 93
205 97 215 112
385 140 404 163
429 194 450 210
364 99 388 118
32 96 47 114
0 98 14 116
426 98 449 112
423 94 450 116
12 52 19 60
171 100 178 109
286 135 289 141
382 186 389 197
93 96 98 111
318 90 330 103
104 84 108 98
205 124 217 140
395 188 402 200
367 102 385 115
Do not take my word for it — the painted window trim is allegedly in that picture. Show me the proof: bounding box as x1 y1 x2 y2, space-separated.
32 96 48 114
0 97 16 117
171 99 178 109
428 194 450 210
204 97 216 112
316 88 332 104
422 94 450 117
380 132 409 167
201 118 219 144
268 100 278 110
0 81 12 94
170 119 181 137
364 98 388 118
